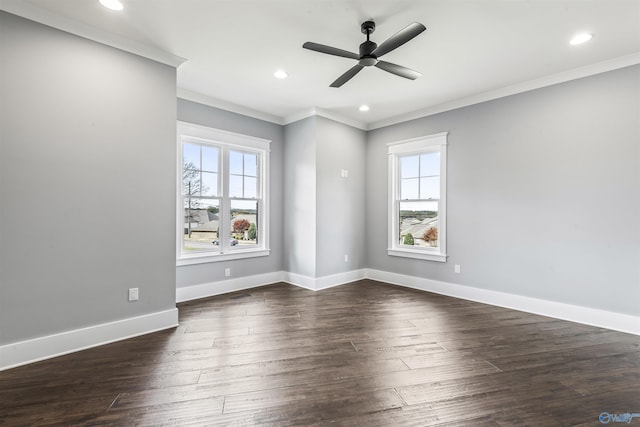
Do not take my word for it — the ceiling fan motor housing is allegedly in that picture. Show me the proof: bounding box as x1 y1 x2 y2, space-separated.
359 41 378 65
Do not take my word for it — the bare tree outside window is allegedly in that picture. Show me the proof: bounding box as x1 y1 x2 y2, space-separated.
183 161 209 238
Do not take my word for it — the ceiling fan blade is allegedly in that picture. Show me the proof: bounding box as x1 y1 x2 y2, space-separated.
303 42 359 60
375 61 422 80
330 65 364 87
372 22 426 57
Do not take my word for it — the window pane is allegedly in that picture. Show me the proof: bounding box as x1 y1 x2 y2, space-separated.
400 155 419 179
420 152 440 176
183 198 220 252
244 177 257 198
401 178 419 200
183 143 200 169
230 200 258 247
229 175 243 198
201 172 218 196
419 177 440 199
201 146 218 172
399 201 438 248
229 150 243 175
244 153 257 177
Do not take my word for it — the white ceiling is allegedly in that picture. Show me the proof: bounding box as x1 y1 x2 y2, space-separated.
3 0 640 129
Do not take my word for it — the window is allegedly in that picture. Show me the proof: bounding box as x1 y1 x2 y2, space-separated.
388 132 447 262
177 122 270 265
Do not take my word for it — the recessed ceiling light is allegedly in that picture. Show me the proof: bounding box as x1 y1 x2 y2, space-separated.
273 70 288 79
359 105 370 112
99 0 123 11
570 33 593 45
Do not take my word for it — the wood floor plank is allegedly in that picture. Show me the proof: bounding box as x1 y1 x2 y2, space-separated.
213 325 372 347
1 280 638 426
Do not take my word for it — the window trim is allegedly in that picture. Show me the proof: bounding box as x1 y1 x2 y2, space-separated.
176 121 271 266
387 132 448 262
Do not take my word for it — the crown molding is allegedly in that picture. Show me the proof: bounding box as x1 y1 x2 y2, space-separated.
369 52 640 130
178 88 284 125
183 52 639 133
0 0 185 67
283 108 367 131
177 91 368 131
314 107 367 131
368 52 640 130
283 108 317 126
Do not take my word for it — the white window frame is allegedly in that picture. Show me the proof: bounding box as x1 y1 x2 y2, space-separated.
177 121 270 266
387 132 448 262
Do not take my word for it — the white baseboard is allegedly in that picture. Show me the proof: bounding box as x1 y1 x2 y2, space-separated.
0 308 179 371
315 269 366 290
365 269 640 336
175 269 366 299
8 268 634 372
283 269 366 291
282 271 316 291
177 268 639 335
176 271 285 303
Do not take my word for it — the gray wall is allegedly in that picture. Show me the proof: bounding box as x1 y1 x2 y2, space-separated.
366 65 640 315
176 99 285 286
282 116 367 279
315 117 366 277
0 12 178 344
283 117 317 277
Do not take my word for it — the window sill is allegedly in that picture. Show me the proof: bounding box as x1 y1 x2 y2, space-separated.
387 248 447 262
177 248 270 266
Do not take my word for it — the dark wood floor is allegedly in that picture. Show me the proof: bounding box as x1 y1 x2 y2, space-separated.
1 280 639 426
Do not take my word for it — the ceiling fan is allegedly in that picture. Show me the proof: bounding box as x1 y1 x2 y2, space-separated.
303 20 426 88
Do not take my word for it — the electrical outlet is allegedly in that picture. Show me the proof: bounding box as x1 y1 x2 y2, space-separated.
340 169 349 178
128 288 139 301
225 268 231 277
344 254 349 263
454 264 461 274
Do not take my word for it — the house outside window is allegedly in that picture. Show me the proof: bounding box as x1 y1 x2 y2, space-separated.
177 121 270 265
387 132 448 262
